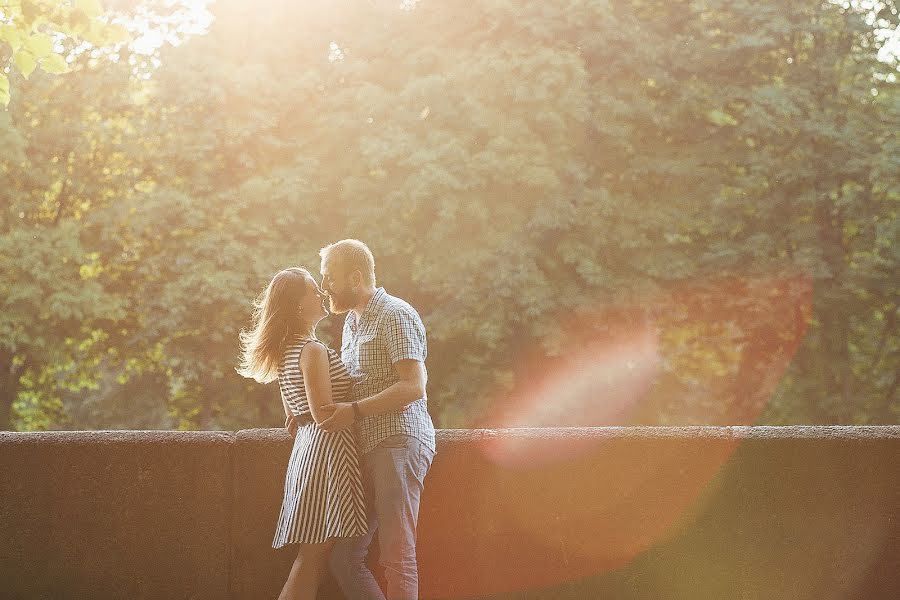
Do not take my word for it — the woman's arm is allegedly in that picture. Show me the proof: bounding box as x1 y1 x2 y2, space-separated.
281 393 293 419
280 391 298 435
299 341 334 425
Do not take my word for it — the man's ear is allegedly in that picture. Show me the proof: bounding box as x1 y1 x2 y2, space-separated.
351 270 363 288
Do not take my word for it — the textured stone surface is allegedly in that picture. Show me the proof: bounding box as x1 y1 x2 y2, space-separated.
1 427 898 599
229 428 301 600
433 428 900 600
0 431 232 600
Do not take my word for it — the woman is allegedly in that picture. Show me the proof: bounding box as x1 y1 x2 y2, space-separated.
237 267 367 600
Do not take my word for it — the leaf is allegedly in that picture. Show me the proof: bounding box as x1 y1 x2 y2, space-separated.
81 21 106 45
85 21 128 46
14 50 37 79
706 109 738 127
24 33 54 59
0 25 24 52
76 0 105 18
0 74 9 107
40 53 69 75
102 24 129 44
70 9 93 34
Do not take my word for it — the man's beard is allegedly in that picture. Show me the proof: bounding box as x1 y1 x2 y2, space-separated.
327 287 359 314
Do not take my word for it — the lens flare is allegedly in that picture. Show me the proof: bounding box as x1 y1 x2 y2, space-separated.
419 273 813 598
481 325 661 468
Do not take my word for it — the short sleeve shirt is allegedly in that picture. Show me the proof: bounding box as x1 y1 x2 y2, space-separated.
341 288 436 455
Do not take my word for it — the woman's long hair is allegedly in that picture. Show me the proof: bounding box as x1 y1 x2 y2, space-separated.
237 267 311 383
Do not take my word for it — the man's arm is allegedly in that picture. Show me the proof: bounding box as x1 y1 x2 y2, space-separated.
318 359 425 432
358 359 426 415
320 303 427 433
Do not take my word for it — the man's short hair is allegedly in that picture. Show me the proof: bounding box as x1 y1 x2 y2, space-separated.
319 239 376 286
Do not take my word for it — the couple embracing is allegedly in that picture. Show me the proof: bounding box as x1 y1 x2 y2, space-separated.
238 239 436 600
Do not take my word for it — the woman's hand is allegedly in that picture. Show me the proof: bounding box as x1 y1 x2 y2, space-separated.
284 414 299 436
318 403 355 433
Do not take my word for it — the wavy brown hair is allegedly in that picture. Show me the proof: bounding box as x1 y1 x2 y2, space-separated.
237 267 311 383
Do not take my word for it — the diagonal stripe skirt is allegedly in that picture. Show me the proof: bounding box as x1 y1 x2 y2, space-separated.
272 422 368 548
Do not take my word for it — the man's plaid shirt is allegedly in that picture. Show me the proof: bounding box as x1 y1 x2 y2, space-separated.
341 288 436 455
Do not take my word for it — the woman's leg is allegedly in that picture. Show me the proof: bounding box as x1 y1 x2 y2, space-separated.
277 538 336 600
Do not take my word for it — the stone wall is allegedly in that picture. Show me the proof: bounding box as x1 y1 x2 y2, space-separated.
1 426 898 599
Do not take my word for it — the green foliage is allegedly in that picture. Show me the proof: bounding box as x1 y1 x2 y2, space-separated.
0 0 129 106
1 0 898 430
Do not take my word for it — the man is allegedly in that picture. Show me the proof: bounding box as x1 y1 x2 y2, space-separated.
317 239 436 600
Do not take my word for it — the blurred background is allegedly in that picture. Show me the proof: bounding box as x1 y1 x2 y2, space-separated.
1 0 897 431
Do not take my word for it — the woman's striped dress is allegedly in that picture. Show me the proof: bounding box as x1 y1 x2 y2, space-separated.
272 336 367 548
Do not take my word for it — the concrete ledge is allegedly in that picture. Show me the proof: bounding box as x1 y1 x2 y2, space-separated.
1 427 898 599
230 428 300 600
0 430 232 600
419 427 900 599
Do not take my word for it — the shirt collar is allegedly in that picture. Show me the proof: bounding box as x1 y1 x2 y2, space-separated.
349 288 386 330
361 287 386 320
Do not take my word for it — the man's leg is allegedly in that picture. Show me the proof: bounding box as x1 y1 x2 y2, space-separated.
370 434 434 600
330 451 385 600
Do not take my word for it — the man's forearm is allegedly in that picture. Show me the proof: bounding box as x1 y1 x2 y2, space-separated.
357 379 424 417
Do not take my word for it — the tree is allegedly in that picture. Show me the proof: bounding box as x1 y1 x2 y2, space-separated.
3 0 897 430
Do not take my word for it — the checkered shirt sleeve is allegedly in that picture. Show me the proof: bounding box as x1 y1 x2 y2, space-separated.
343 291 436 455
384 306 427 364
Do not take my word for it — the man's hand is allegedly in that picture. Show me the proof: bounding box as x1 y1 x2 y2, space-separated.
318 403 355 432
284 414 299 437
